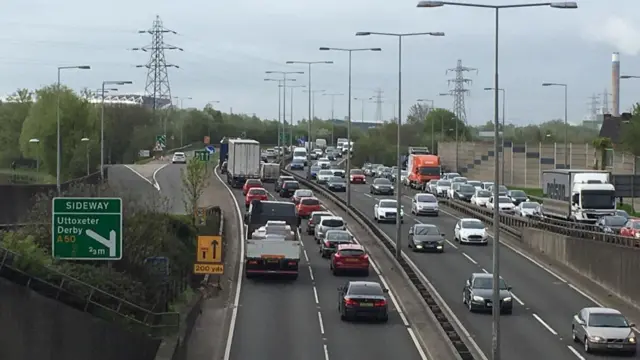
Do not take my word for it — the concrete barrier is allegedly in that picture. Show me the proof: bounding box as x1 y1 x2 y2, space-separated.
522 228 640 305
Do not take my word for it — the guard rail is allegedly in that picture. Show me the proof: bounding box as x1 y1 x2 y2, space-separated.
281 167 474 360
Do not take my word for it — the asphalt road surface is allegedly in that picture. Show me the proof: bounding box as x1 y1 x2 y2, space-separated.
154 163 188 214
217 170 425 360
288 167 630 360
106 165 159 208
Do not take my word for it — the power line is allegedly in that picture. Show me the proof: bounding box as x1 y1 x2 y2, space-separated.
373 88 384 122
586 94 600 121
445 59 477 123
600 89 612 115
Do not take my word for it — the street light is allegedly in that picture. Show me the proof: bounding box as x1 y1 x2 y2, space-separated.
81 137 90 176
57 65 91 194
266 78 297 149
324 93 344 145
174 96 193 147
419 2 577 359
484 87 506 183
353 97 373 123
319 46 382 209
100 80 132 181
302 89 325 121
417 99 436 151
267 71 304 151
29 138 40 174
439 92 460 170
621 75 640 79
286 61 334 176
281 84 307 147
541 83 568 168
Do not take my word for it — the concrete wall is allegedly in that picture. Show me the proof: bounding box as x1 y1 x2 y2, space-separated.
439 141 637 187
521 229 640 305
0 277 160 360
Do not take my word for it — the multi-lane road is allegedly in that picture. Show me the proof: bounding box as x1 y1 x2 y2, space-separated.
288 167 630 360
215 169 428 360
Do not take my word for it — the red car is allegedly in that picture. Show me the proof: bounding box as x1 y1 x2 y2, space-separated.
349 169 366 184
296 197 322 218
243 179 263 195
245 187 268 209
330 244 369 276
292 189 314 205
620 219 640 238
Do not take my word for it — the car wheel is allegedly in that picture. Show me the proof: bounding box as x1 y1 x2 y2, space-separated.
571 327 578 342
340 312 347 321
584 337 592 353
332 268 338 276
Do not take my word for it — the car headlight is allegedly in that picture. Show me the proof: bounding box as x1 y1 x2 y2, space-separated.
588 336 605 342
628 336 636 343
635 233 640 239
503 297 512 302
390 186 394 190
472 295 484 302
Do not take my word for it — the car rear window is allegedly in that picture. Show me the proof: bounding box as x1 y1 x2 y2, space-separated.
322 219 344 227
249 189 266 195
301 198 320 205
348 283 383 296
338 249 364 257
312 213 331 222
246 180 262 185
283 182 299 189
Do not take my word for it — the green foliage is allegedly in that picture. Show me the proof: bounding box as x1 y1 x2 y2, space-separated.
592 137 613 170
181 156 210 223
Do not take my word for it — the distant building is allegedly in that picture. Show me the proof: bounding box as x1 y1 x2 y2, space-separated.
598 113 633 144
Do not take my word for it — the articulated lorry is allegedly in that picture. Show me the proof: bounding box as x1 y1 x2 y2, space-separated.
540 169 616 223
244 200 301 279
226 138 261 188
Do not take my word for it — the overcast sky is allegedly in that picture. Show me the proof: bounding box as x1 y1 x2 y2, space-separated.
3 0 640 126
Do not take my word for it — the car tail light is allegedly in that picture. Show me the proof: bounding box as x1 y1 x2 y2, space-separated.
344 298 357 306
374 299 387 307
309 219 314 224
247 260 258 265
334 252 341 259
287 261 297 266
324 240 331 248
360 254 369 262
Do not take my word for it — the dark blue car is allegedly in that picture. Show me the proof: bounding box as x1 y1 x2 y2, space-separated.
290 159 305 170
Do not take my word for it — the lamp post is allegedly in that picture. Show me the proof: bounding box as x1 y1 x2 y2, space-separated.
353 97 373 123
29 138 40 174
324 93 344 145
266 71 304 149
101 80 132 181
418 2 578 358
81 137 90 176
302 89 325 121
319 46 382 208
484 87 506 183
265 78 297 149
286 61 334 175
417 98 435 151
541 83 569 168
439 92 460 170
57 65 91 193
281 85 307 148
173 96 192 147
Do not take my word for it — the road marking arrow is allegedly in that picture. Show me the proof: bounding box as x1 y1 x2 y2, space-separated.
86 229 117 257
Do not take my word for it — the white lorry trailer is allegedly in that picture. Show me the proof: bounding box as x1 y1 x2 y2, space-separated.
244 201 301 279
260 162 280 182
540 169 616 223
226 139 261 188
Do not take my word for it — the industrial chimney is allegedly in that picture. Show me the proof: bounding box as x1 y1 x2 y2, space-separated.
612 52 620 116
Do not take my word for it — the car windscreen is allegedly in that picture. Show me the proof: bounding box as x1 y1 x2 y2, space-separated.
293 151 307 157
498 197 512 203
283 182 299 189
416 195 436 202
477 190 491 197
248 189 267 195
459 185 475 193
379 201 397 208
588 313 629 327
414 225 440 235
301 198 320 206
350 169 364 175
326 231 352 241
246 179 262 185
311 166 320 172
437 180 451 187
461 220 484 229
321 219 344 227
468 181 481 187
510 190 526 197
374 178 391 185
348 283 384 296
473 277 508 290
312 213 331 222
292 159 305 164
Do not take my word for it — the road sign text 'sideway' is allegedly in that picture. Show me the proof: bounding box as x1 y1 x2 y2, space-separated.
52 197 123 260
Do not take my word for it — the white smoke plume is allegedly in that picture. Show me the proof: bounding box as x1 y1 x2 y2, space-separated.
587 16 640 56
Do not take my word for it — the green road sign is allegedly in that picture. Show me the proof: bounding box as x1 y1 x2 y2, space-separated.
194 150 210 161
156 135 166 147
52 197 123 260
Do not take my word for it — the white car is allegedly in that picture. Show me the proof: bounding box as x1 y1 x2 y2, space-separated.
411 193 439 216
316 170 333 184
318 157 330 162
400 170 409 185
314 216 346 242
516 201 540 217
481 182 494 190
435 180 451 197
374 199 404 223
486 196 516 213
172 152 186 164
454 218 488 245
452 176 468 184
471 189 492 207
317 161 331 169
447 183 462 199
443 172 461 180
467 180 483 190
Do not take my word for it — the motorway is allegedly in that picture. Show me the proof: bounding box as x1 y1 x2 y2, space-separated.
288 167 629 360
217 169 426 360
153 163 189 214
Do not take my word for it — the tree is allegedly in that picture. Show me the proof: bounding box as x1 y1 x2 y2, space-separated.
181 156 210 223
592 137 613 170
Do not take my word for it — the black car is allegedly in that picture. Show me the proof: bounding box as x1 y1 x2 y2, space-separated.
327 153 336 161
220 161 228 174
596 215 627 234
454 184 476 202
331 169 345 178
338 281 389 322
507 190 528 205
327 176 347 192
408 224 445 252
275 175 295 192
370 178 394 195
279 181 300 198
320 230 353 257
462 273 513 314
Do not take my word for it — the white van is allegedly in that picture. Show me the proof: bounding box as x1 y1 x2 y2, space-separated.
292 147 308 166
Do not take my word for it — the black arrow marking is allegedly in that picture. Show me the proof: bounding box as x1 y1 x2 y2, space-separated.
202 250 207 259
211 240 219 259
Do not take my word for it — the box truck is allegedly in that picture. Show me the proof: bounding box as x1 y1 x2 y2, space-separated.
226 139 261 188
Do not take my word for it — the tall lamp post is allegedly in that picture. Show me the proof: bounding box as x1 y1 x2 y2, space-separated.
101 80 132 181
417 98 435 151
484 87 506 183
323 93 344 145
265 78 297 149
81 137 90 176
281 84 306 147
541 82 569 167
173 96 192 147
303 89 326 121
354 97 373 122
286 60 334 176
319 46 382 208
29 138 40 175
266 71 304 149
418 2 577 359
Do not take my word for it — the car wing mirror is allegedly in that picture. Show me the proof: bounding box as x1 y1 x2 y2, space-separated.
507 286 512 291
408 228 413 235
441 233 446 237
465 280 470 287
383 288 389 293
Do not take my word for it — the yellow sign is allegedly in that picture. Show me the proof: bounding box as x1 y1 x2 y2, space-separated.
194 263 224 274
197 235 222 263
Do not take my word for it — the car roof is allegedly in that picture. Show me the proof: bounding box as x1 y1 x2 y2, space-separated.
583 307 621 315
248 187 266 192
300 196 319 202
294 189 312 193
320 216 342 221
338 243 363 250
461 218 482 222
279 176 294 179
326 229 350 234
174 152 185 155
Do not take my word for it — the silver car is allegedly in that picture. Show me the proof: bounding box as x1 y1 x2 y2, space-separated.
572 307 637 355
411 193 439 216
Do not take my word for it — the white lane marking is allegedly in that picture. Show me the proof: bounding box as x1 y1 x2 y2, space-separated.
567 345 586 359
532 313 558 335
217 166 246 360
317 311 325 334
303 249 310 262
446 240 458 249
323 344 330 360
123 165 155 187
364 193 372 198
407 327 430 360
512 294 525 306
308 266 315 281
151 163 169 191
313 286 320 304
462 253 477 265
123 163 168 191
